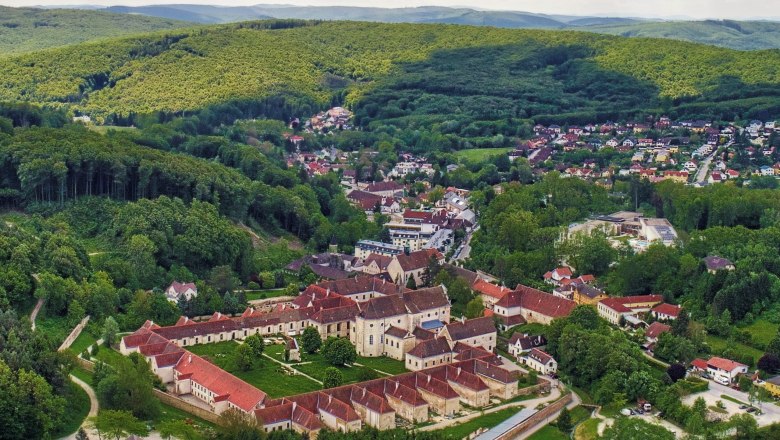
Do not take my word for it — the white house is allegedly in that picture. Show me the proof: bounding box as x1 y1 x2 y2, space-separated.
166 281 198 303
705 357 748 384
521 348 557 375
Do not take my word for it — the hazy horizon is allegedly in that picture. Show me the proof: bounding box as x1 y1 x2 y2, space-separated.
1 0 778 21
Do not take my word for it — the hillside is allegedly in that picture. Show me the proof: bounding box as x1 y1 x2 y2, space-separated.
0 20 778 122
584 19 780 50
0 6 193 55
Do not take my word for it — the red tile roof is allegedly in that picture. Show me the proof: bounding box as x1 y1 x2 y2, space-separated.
472 279 510 300
174 353 267 412
707 357 747 372
599 295 664 313
691 358 708 370
645 322 671 340
496 285 576 319
652 303 681 318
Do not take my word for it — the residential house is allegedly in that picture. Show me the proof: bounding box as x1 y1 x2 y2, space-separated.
440 317 497 352
166 281 197 303
645 322 671 344
651 303 682 321
492 285 577 329
507 333 546 358
521 349 557 375
703 256 735 274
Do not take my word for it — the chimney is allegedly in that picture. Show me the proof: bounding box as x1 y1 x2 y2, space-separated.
328 395 332 404
457 367 461 376
188 354 192 363
292 402 297 412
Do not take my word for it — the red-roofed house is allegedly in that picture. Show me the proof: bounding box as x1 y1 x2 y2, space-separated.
492 285 577 329
597 295 663 325
651 303 682 321
690 358 708 372
543 267 573 286
706 357 749 384
645 322 671 343
472 279 510 307
387 249 445 286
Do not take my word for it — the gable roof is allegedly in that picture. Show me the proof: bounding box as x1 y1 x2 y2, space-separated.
403 286 449 314
407 337 452 359
652 303 681 318
707 357 747 372
358 295 407 320
497 285 576 319
444 317 496 341
508 333 547 351
395 249 443 272
472 279 509 300
174 353 267 412
527 348 554 365
645 322 671 340
599 295 664 313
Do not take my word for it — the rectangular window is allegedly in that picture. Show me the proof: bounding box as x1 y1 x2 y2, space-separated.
369 335 374 345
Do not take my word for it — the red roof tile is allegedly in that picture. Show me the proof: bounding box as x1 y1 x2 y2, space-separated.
652 303 681 318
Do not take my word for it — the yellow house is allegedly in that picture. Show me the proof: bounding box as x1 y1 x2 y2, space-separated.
763 376 780 397
572 284 608 305
669 146 679 154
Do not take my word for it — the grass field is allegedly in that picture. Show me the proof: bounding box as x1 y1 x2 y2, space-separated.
52 379 91 438
738 319 778 347
439 407 521 439
188 341 322 397
355 355 408 375
87 125 138 134
69 330 98 355
575 418 600 440
528 424 569 440
454 148 513 162
706 335 764 365
265 342 408 378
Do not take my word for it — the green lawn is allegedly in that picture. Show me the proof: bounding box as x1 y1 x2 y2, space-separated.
527 424 568 440
706 335 764 365
245 289 289 301
438 407 521 439
720 394 750 406
155 401 216 430
575 418 600 440
52 379 91 438
69 330 97 355
188 341 321 398
294 353 369 385
355 355 407 375
93 345 128 368
265 343 407 379
454 147 513 162
88 125 138 134
738 319 778 347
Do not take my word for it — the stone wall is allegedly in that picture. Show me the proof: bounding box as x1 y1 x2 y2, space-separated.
153 389 222 424
58 316 91 352
493 393 573 440
515 377 552 397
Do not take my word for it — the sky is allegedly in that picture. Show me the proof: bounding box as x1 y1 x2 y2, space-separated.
1 0 775 20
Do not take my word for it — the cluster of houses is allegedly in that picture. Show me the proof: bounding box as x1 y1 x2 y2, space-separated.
508 118 780 187
120 273 577 436
304 107 353 133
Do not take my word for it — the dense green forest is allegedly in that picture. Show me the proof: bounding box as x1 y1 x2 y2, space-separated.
0 6 192 55
0 20 778 126
585 20 780 51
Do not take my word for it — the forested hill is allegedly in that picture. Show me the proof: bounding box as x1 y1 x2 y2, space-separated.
1 20 779 124
0 6 193 55
583 20 780 51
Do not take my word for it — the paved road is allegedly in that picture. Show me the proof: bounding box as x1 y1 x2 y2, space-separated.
709 381 780 426
59 375 99 440
695 150 717 183
29 297 45 331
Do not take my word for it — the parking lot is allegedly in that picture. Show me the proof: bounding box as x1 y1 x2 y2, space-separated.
681 380 780 426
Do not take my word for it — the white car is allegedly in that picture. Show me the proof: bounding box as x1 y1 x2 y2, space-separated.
714 376 730 386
